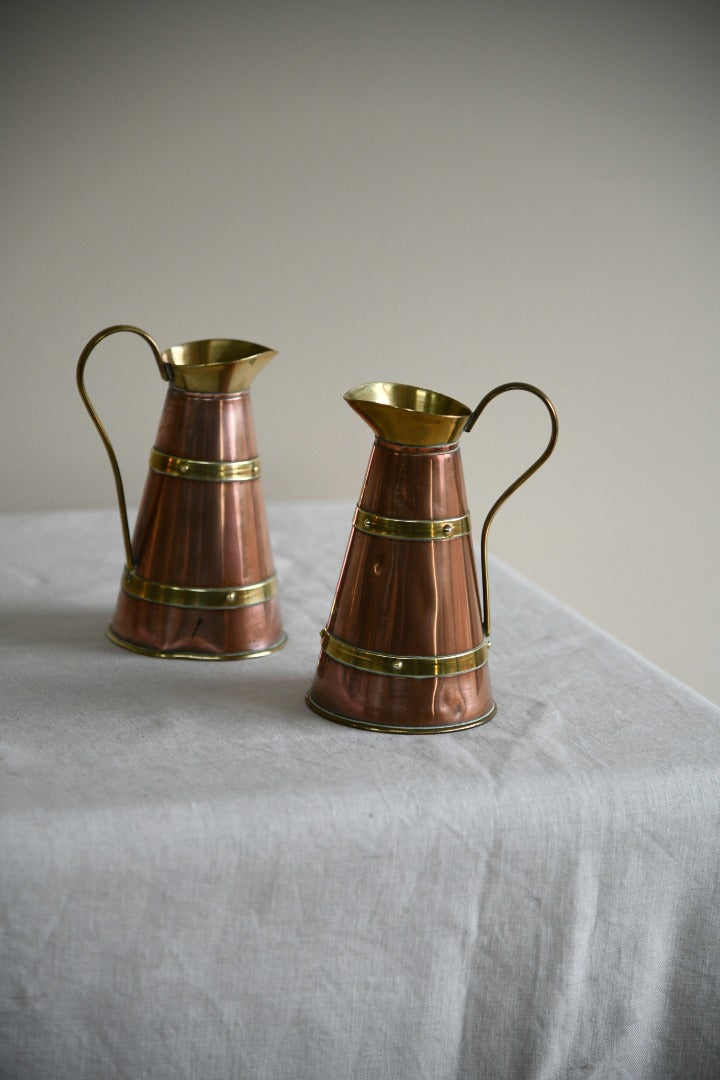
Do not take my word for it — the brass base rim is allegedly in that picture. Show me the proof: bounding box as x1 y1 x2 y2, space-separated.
106 626 287 660
305 692 496 733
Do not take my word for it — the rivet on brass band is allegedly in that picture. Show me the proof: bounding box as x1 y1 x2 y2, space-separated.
122 568 278 609
352 507 471 541
149 448 261 482
319 629 487 679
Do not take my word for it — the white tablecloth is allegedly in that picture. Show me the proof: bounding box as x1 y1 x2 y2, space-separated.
1 505 719 1079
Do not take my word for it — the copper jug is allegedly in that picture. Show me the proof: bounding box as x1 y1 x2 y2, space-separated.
306 381 558 732
77 324 285 659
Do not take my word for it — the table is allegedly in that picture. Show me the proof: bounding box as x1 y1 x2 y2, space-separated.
1 505 719 1079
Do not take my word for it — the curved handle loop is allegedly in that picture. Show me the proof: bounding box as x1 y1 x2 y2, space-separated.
464 382 558 640
76 325 166 570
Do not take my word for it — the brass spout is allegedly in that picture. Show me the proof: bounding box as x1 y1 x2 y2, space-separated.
345 382 471 447
162 339 277 393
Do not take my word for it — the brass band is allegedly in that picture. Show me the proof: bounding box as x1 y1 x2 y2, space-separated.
353 507 471 541
319 628 487 678
149 447 261 482
122 567 278 609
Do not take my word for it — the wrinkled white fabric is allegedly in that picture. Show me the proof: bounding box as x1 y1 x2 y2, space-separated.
1 504 719 1080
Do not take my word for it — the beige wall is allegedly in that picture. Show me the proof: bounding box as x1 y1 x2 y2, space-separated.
2 1 719 704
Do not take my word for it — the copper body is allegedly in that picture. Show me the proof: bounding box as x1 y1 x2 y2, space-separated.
77 326 285 660
110 387 284 657
306 379 558 732
308 439 494 732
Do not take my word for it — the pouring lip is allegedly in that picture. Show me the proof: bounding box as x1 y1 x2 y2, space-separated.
344 381 472 446
161 339 277 392
162 339 276 368
345 381 471 418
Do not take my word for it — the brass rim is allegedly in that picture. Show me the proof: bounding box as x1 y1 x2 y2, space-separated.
344 382 471 447
149 448 261 482
319 628 488 678
107 626 287 660
305 692 496 733
353 506 470 541
161 339 276 393
121 568 278 609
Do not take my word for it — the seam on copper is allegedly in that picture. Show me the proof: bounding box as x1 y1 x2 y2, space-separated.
375 437 461 454
319 628 487 678
353 506 471 541
121 568 278 609
166 386 251 399
149 448 261 482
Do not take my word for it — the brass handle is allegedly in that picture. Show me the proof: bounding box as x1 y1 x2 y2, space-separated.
465 382 559 640
76 325 166 570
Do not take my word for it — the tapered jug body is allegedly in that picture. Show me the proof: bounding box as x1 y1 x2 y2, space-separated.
306 380 557 732
77 325 285 659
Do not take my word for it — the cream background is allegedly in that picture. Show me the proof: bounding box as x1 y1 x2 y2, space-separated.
2 1 718 704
